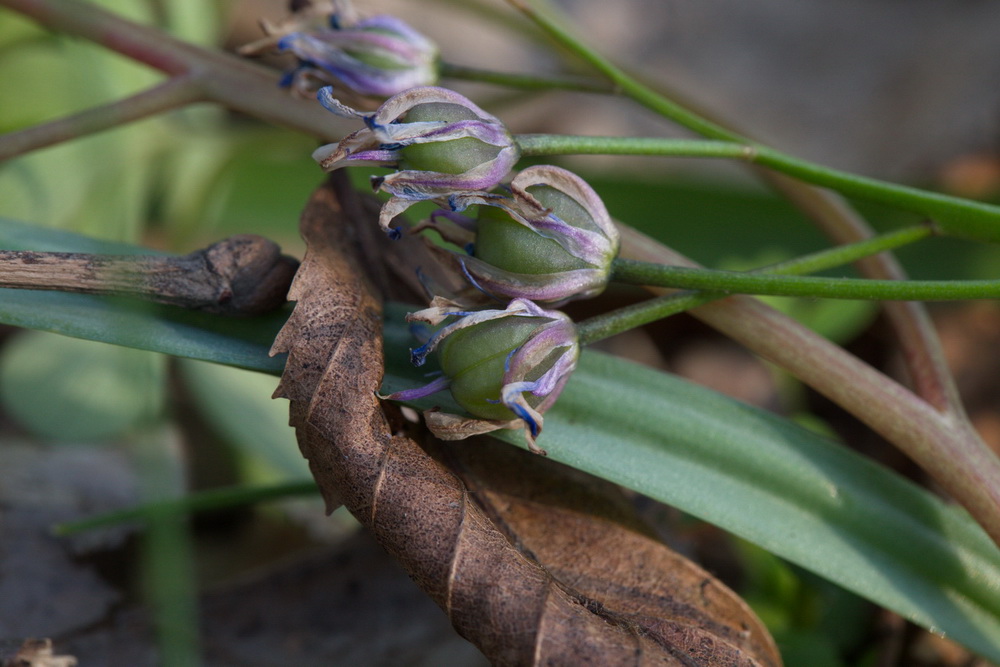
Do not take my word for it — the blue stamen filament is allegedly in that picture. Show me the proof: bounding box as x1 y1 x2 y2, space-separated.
511 403 540 437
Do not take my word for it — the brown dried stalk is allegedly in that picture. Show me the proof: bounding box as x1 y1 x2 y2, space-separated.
503 0 963 418
616 224 1000 547
270 173 780 665
0 235 297 316
0 0 348 161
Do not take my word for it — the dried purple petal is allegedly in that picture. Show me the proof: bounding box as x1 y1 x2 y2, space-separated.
312 87 520 234
241 5 438 98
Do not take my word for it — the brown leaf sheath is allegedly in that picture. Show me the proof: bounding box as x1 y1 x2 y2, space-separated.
271 174 781 665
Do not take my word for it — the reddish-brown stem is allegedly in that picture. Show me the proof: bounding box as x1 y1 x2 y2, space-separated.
764 172 964 416
0 0 350 141
618 224 1000 548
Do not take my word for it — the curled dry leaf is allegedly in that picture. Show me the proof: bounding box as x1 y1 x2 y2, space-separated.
1 639 77 667
270 173 781 665
430 437 781 666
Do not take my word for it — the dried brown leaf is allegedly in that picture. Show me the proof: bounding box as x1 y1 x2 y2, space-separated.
1 639 77 667
270 173 781 665
434 437 782 666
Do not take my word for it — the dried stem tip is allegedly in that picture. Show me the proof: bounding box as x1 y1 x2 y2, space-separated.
0 235 298 316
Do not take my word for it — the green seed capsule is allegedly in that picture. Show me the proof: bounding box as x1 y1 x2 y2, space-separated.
399 103 502 175
474 184 598 275
439 317 546 421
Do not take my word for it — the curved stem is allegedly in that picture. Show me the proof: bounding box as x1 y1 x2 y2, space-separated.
611 224 1000 549
0 76 204 161
517 134 1000 240
440 61 614 93
761 172 964 414
506 0 972 415
0 0 347 141
503 0 755 143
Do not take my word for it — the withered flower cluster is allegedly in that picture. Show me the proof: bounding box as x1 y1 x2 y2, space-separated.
271 3 620 453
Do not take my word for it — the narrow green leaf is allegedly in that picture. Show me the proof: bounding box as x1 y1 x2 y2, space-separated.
545 352 1000 661
0 289 287 374
382 304 1000 662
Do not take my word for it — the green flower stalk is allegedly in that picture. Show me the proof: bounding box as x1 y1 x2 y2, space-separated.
385 298 580 455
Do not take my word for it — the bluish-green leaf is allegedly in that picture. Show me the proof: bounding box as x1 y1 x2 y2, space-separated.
383 304 1000 663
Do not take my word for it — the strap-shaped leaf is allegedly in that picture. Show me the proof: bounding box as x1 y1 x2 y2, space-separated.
4 218 999 661
383 303 1000 662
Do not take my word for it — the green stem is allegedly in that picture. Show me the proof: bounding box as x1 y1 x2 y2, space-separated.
579 223 933 345
508 1 739 139
577 291 702 346
517 134 1000 241
506 0 964 415
54 481 319 535
615 262 1000 300
440 60 613 93
517 133 740 158
761 223 933 275
0 76 204 161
